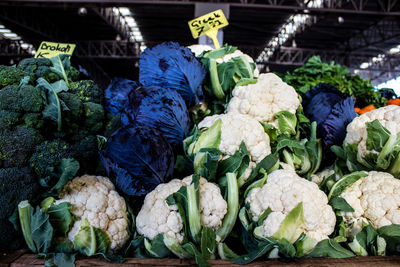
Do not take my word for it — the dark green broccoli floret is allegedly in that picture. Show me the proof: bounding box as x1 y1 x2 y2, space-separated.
59 92 83 119
29 139 72 178
71 134 99 174
69 80 104 104
0 110 21 129
83 102 105 134
104 114 121 137
17 57 59 83
0 167 41 252
0 65 28 88
0 84 45 113
68 66 80 82
0 127 43 168
22 113 44 129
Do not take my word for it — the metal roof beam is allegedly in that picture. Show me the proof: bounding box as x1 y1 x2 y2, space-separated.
259 46 400 72
342 18 400 52
1 0 400 16
92 8 131 40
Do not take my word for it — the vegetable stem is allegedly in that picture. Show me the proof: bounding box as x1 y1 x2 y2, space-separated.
216 173 239 242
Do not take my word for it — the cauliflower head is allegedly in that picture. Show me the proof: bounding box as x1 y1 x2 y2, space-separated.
136 175 227 243
227 73 300 126
245 169 336 242
187 44 213 57
340 171 400 236
198 113 271 180
59 175 130 251
345 105 400 158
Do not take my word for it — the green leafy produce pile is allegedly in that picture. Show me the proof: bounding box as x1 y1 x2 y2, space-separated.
284 56 387 108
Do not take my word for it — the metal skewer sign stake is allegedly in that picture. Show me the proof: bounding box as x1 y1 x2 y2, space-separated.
188 9 229 49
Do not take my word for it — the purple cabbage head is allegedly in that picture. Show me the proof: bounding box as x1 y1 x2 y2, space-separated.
100 124 175 196
302 83 357 148
139 42 206 107
105 77 139 124
124 86 191 148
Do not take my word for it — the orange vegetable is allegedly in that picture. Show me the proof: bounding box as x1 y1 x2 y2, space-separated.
387 98 400 106
357 104 375 114
354 107 361 113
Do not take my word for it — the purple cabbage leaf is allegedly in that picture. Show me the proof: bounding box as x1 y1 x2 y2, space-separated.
100 124 175 196
139 42 206 107
302 83 357 149
124 86 191 148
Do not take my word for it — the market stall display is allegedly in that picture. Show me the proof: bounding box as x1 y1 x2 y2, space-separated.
1 41 400 267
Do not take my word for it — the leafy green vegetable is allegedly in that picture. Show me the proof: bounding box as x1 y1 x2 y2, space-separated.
377 224 400 254
284 55 386 108
73 219 111 256
272 202 305 244
328 171 368 200
18 201 54 254
47 202 74 236
329 197 355 212
144 234 171 258
201 227 216 259
307 239 354 258
37 78 69 131
45 253 76 267
49 55 71 87
216 173 239 242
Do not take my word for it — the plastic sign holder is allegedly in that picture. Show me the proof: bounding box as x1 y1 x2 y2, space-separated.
35 41 76 58
188 9 228 49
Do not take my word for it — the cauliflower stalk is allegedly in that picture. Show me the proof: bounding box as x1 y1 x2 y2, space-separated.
241 169 336 256
334 105 400 178
227 73 300 127
184 113 271 186
136 173 239 260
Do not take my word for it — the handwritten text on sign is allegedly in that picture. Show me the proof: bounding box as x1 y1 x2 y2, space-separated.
188 9 229 39
35 41 76 58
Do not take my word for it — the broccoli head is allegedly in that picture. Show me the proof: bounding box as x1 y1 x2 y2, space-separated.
0 84 45 113
83 102 105 134
0 65 28 89
59 92 83 119
0 127 43 168
29 139 72 179
69 80 104 104
71 133 99 174
68 66 80 82
0 110 21 129
0 166 41 252
17 57 59 83
104 114 122 137
22 113 44 129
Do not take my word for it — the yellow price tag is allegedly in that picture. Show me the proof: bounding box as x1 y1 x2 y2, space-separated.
35 41 76 58
188 9 228 49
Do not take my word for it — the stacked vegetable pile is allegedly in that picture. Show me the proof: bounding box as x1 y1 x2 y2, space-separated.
3 42 400 267
0 56 119 252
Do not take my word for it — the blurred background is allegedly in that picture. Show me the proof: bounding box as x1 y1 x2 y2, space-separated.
0 0 399 91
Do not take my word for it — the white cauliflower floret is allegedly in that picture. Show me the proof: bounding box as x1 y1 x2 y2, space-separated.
136 175 227 243
182 176 227 230
59 175 130 252
198 113 271 181
245 169 336 242
227 73 300 126
340 171 400 236
345 105 400 157
187 44 213 57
